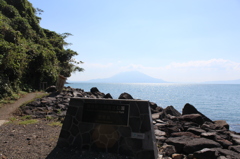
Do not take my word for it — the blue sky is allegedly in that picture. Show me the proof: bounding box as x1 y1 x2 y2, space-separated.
29 0 240 82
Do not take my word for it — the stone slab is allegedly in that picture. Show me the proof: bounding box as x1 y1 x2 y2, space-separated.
57 98 158 159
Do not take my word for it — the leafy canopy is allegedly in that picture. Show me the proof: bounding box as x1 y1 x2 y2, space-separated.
0 0 84 99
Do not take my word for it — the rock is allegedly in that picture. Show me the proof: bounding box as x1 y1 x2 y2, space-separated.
213 148 240 159
24 109 32 115
230 133 240 145
163 106 181 117
214 120 229 130
150 102 163 113
172 153 184 159
184 138 221 154
45 86 57 93
182 122 199 131
104 93 113 99
156 119 165 123
159 144 176 157
156 136 167 144
72 91 81 97
166 136 192 153
155 130 167 136
216 138 232 148
152 112 162 120
229 145 240 153
90 87 105 98
165 125 183 136
180 114 204 125
155 123 167 127
187 127 206 136
232 138 240 145
183 138 221 154
193 148 218 159
201 121 216 130
118 92 134 99
182 103 212 122
57 104 66 109
150 102 158 109
166 136 222 154
171 132 200 138
90 87 100 94
201 132 217 140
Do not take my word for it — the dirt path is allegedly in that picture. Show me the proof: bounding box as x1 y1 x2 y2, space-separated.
0 92 45 125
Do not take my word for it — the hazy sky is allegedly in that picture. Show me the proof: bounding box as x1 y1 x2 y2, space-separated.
28 0 240 82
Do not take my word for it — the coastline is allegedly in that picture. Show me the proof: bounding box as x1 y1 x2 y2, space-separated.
0 86 240 158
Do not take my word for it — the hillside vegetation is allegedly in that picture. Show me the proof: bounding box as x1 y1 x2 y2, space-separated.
0 0 83 99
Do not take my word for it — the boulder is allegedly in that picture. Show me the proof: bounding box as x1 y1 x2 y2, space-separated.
150 102 163 113
166 136 192 153
182 103 212 122
214 120 229 130
182 122 199 131
90 87 100 94
90 87 105 98
180 114 204 125
155 130 167 136
171 154 184 159
216 138 233 148
159 144 176 157
229 145 240 153
104 93 113 99
152 112 162 120
164 106 181 117
213 148 240 159
230 133 240 145
118 92 134 99
171 132 200 138
183 138 221 154
187 127 206 136
193 148 218 159
201 132 217 140
166 136 221 154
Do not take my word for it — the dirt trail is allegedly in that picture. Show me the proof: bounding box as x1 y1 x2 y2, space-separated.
0 92 45 121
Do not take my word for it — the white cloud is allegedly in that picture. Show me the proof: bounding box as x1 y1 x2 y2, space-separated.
142 59 240 82
69 59 240 82
84 62 114 68
165 59 240 71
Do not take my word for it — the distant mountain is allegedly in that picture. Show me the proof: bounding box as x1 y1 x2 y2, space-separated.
86 71 168 83
202 79 240 84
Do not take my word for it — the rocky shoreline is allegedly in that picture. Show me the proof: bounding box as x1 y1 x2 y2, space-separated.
17 86 240 159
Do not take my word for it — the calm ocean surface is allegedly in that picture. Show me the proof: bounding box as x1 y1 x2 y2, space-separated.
65 83 240 132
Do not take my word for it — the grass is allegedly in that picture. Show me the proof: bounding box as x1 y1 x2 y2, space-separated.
0 91 49 108
45 115 55 121
19 92 49 108
0 91 30 108
18 119 38 125
9 117 17 122
21 115 32 120
7 115 38 125
48 121 62 127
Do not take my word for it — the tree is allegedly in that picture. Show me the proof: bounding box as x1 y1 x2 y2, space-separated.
0 0 84 99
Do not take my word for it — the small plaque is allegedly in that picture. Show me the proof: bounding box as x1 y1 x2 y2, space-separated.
131 132 145 139
82 103 129 126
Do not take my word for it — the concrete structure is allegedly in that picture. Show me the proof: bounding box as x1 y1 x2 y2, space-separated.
57 98 158 159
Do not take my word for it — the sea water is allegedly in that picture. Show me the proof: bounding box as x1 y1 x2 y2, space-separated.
65 83 240 132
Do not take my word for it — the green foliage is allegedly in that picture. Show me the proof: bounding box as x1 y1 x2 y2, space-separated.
18 119 38 125
48 121 62 127
0 0 84 99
